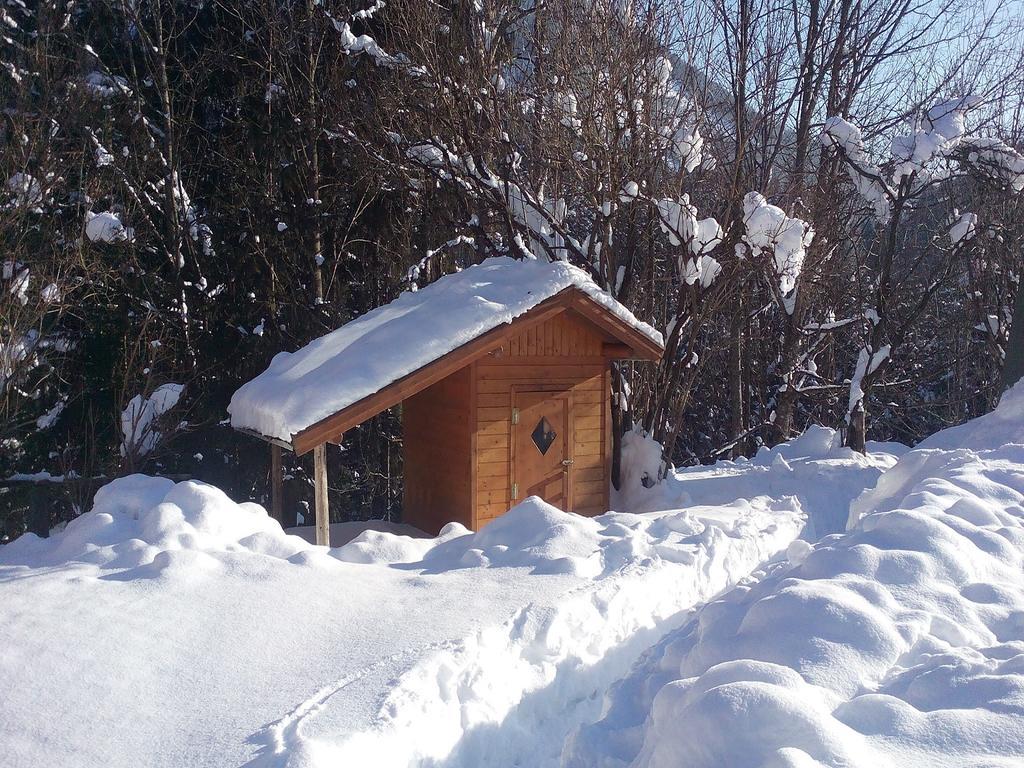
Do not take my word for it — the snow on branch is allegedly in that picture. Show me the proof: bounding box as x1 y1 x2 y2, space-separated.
654 195 723 288
821 97 1024 221
959 137 1024 193
741 192 813 300
85 211 134 244
949 212 978 246
847 345 889 419
820 117 892 221
120 383 184 460
890 97 979 186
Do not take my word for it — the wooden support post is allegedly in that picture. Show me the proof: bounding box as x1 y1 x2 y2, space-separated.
313 443 330 547
270 444 283 523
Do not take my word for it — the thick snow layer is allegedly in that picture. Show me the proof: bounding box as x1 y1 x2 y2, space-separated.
571 393 1024 768
0 456 812 767
229 257 662 443
911 378 1024 453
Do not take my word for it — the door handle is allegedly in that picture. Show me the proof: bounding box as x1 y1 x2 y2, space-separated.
561 459 574 467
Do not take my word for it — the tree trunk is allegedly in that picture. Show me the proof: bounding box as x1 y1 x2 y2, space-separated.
610 364 630 490
772 388 798 446
306 0 324 303
847 400 867 453
727 303 745 456
1001 278 1024 391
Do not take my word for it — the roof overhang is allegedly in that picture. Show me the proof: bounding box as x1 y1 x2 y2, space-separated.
243 287 663 455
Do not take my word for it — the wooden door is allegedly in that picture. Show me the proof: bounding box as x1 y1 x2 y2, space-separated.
513 390 571 510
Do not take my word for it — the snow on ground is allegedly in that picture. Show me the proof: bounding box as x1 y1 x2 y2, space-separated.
620 425 905 537
287 519 427 548
0 431 894 768
570 385 1024 768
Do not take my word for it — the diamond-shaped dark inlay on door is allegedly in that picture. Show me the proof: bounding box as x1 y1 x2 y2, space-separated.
531 417 557 455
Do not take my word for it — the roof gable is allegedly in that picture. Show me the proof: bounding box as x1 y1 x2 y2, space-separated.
229 258 663 452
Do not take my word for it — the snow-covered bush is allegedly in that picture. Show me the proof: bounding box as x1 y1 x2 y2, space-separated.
120 383 185 467
618 426 666 502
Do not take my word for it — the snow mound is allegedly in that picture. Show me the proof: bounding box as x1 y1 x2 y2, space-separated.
228 256 662 444
333 520 470 565
0 474 313 573
619 426 666 502
335 495 800 579
570 398 1024 768
914 377 1024 452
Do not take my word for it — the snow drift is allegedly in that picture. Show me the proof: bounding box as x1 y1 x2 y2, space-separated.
0 474 313 573
622 424 904 537
570 384 1024 768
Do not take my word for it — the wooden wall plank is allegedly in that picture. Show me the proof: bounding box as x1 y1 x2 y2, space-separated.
477 392 510 408
478 461 507 478
575 479 605 496
477 364 605 380
478 406 509 422
477 447 508 464
478 476 509 492
477 502 510 517
478 420 509 438
477 433 510 451
403 366 473 534
477 488 511 506
575 466 605 483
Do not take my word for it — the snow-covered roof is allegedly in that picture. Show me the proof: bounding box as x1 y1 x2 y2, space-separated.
229 257 662 446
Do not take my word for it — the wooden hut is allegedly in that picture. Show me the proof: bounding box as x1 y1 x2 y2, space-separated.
229 258 663 545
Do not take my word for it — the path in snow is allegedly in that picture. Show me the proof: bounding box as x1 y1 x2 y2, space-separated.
253 498 804 768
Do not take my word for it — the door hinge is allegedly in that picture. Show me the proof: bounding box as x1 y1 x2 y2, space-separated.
511 482 518 500
511 408 519 425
